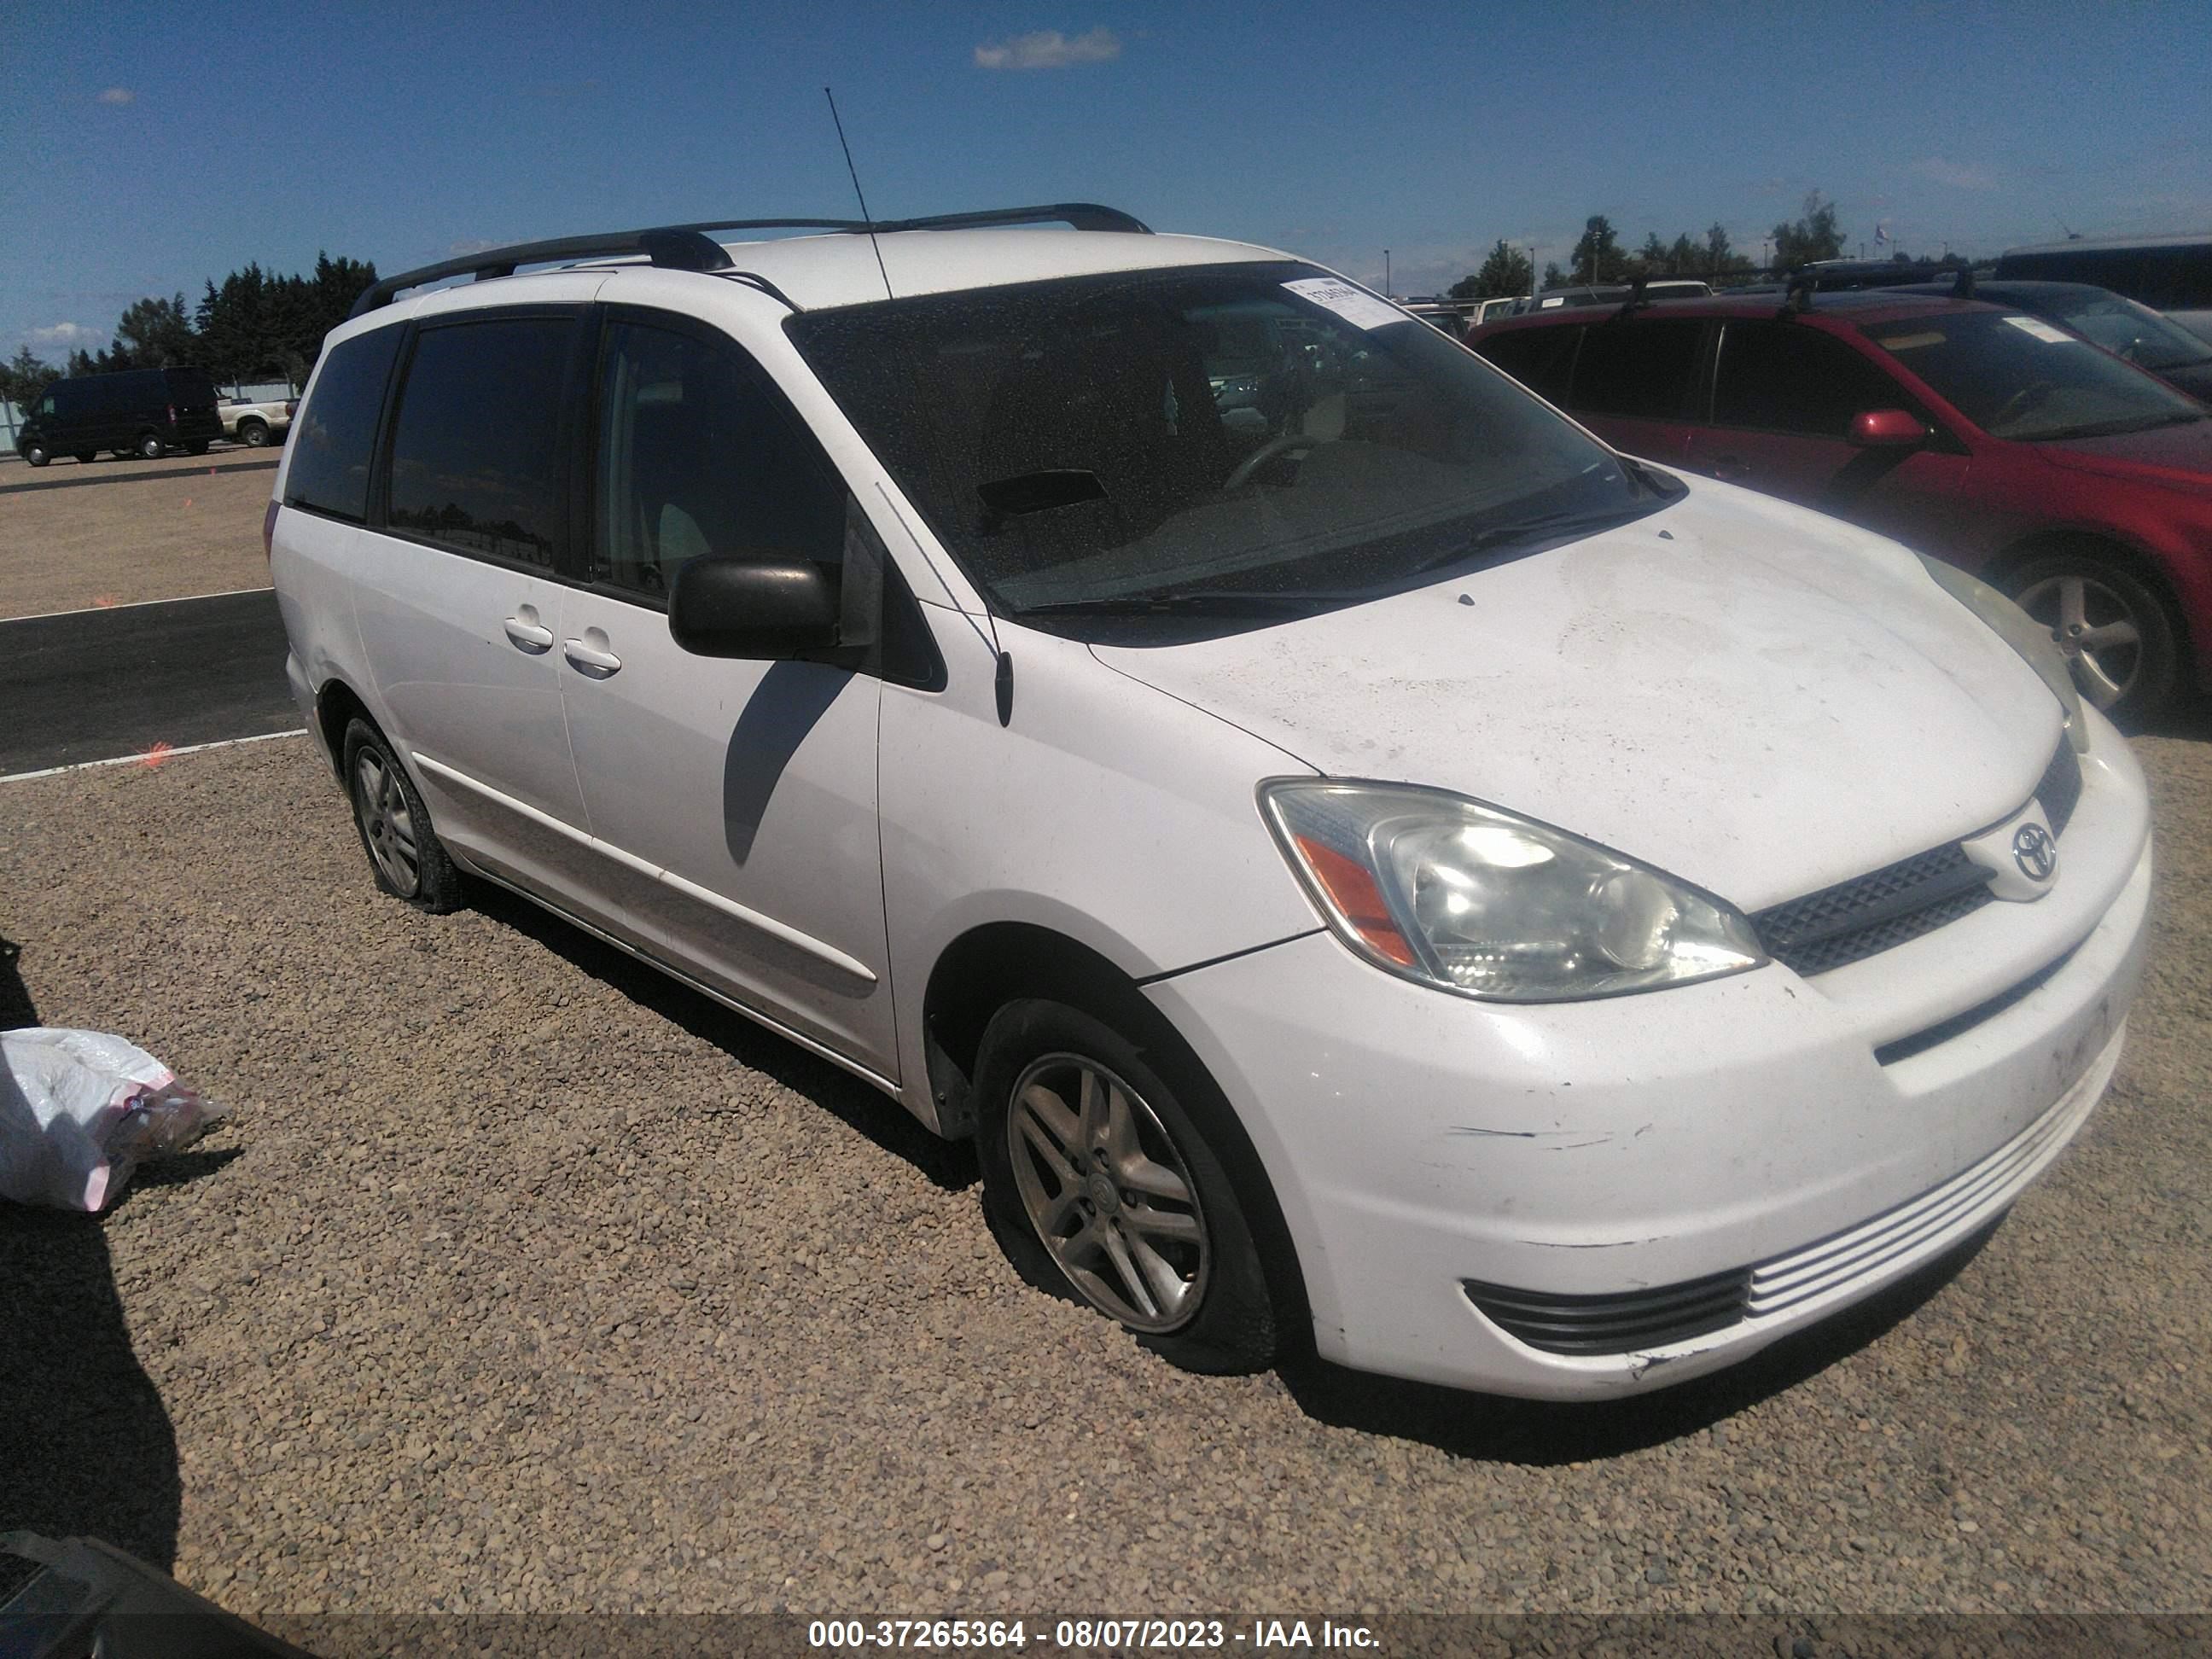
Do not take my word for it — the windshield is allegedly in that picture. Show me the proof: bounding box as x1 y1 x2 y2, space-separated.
787 262 1657 625
1866 310 2206 440
2039 291 2212 373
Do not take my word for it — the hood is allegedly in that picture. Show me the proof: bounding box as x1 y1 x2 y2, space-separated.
1090 481 2062 911
2034 415 2212 495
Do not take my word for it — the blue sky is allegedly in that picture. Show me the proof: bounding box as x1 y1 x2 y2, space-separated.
4 0 2207 360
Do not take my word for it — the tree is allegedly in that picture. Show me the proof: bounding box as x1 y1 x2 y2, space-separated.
1773 190 1846 269
1 346 62 410
1570 215 1626 285
113 294 200 369
1541 260 1567 291
1451 239 1534 300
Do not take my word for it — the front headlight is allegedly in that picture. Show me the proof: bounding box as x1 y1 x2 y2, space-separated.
1918 555 2087 752
1260 782 1766 1002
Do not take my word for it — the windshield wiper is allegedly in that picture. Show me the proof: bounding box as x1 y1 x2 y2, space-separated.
1399 504 1651 579
1009 590 1342 618
2029 410 2207 440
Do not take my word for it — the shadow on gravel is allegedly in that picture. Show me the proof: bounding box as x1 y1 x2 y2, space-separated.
464 881 980 1191
1278 1217 2001 1464
0 935 183 1570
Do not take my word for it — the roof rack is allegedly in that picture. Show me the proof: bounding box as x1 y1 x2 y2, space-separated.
349 203 1152 317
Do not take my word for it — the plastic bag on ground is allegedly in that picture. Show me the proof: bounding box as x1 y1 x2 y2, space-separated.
0 1027 224 1212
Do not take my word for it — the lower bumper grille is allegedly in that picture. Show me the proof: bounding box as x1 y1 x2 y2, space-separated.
1462 1268 1751 1355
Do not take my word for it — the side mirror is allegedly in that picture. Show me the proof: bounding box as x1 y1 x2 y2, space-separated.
1849 408 1929 449
667 556 841 659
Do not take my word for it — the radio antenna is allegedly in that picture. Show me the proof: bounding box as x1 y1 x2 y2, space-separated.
824 86 894 300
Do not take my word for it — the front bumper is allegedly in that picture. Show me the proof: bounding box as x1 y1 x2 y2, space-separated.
1145 725 2153 1399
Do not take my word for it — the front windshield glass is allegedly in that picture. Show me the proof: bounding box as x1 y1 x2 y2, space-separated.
787 261 1656 620
2040 292 2212 373
1867 310 2205 440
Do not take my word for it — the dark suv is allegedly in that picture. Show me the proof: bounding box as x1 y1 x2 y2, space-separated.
15 366 224 466
1468 292 2212 718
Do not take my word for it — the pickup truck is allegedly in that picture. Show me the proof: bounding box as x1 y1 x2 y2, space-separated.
219 395 294 447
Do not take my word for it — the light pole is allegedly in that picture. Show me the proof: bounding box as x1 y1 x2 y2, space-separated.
1383 249 1391 299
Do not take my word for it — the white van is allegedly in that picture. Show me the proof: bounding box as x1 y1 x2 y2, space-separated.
271 207 2152 1399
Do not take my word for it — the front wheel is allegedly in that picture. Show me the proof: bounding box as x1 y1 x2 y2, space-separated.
2005 551 2182 723
135 432 164 460
975 998 1279 1373
23 443 49 467
341 719 463 912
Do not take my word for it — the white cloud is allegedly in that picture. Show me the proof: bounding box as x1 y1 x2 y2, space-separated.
28 323 102 347
1913 158 1995 190
96 87 135 106
974 26 1120 71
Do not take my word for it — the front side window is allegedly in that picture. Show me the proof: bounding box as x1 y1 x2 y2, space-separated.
1711 322 1908 436
787 262 1658 631
1868 311 2206 441
286 327 404 524
386 317 573 567
591 318 845 599
1568 320 1705 420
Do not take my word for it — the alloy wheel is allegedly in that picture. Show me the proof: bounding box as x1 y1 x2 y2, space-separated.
352 749 422 897
2015 571 2141 710
1005 1053 1211 1332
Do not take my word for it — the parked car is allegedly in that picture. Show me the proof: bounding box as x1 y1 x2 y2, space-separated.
221 393 296 447
1470 290 2212 717
1527 279 1712 311
14 367 223 466
1894 279 2212 403
1997 236 2212 346
271 207 2150 1400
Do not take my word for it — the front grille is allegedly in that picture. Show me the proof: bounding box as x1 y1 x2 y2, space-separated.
1751 845 1994 977
1463 1268 1751 1355
2037 737 2082 836
1752 735 2081 979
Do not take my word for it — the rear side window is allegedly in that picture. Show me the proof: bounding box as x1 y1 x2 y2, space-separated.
591 317 844 599
1569 320 1704 419
386 317 575 569
1476 325 1581 404
287 328 404 524
1711 323 1906 436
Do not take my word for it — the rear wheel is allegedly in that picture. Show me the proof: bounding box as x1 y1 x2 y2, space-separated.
185 440 210 456
974 998 1279 1373
73 450 97 463
341 718 463 912
135 432 164 460
2005 550 2181 723
238 420 270 448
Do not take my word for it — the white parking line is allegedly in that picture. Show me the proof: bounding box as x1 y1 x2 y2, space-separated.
3 585 276 625
0 728 307 784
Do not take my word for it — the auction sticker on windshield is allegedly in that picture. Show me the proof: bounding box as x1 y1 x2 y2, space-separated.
2004 315 2075 345
1282 276 1406 330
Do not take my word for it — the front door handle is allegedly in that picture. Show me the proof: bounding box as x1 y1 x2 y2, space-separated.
562 634 622 678
504 612 554 653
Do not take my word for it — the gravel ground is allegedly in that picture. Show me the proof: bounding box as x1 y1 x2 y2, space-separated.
2 731 2209 1621
0 457 274 619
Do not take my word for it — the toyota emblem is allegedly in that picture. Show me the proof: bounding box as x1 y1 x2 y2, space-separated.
2012 823 2057 882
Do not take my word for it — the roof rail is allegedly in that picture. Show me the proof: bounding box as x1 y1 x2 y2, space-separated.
350 203 1152 317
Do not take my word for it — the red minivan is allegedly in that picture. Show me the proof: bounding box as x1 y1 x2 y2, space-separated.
1469 292 2212 719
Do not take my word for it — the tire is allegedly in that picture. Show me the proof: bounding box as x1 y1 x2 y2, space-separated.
185 440 210 456
974 998 1279 1373
23 443 49 467
2001 549 2182 725
238 421 269 448
341 718 463 912
73 450 98 464
135 432 164 460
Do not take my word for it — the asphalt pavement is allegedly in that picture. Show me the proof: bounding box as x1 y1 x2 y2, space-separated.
0 589 296 776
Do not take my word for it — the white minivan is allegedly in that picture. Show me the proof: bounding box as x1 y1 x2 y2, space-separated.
270 206 2153 1400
